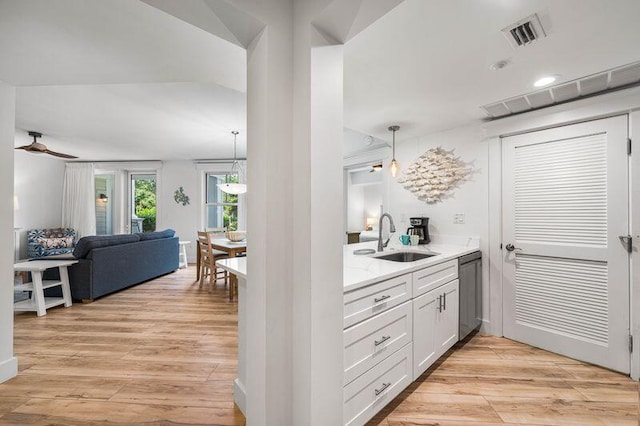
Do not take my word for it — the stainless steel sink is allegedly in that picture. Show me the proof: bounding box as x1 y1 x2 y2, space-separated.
375 252 437 262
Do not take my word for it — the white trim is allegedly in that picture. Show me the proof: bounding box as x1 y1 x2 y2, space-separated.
485 85 640 138
0 356 17 383
485 136 503 336
343 146 390 168
630 110 640 380
83 161 163 170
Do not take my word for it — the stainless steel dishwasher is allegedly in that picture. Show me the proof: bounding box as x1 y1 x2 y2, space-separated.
459 251 482 340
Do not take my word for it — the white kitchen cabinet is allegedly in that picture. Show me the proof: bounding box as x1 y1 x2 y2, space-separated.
412 279 459 380
344 273 412 328
412 258 457 297
343 342 413 426
343 254 467 426
344 300 412 385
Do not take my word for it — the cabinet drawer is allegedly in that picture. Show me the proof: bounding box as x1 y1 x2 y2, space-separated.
344 342 413 426
412 259 458 297
344 300 412 385
344 273 412 328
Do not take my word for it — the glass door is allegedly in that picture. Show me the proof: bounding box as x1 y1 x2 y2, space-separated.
129 173 157 234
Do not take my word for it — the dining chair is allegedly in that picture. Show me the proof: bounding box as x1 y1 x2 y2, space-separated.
196 231 228 289
196 227 226 281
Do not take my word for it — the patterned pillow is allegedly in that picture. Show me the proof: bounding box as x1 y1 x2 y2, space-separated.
36 237 74 249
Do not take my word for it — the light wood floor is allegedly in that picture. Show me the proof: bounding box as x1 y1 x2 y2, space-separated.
2 266 638 425
2 266 245 425
368 336 639 426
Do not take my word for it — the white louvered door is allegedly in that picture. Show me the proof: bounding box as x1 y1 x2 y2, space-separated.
502 115 630 373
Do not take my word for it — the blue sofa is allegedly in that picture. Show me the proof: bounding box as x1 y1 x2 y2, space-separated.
48 230 179 301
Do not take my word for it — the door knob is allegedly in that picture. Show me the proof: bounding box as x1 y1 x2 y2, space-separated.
505 244 522 252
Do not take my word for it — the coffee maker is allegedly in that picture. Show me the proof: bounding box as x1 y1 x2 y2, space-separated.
407 217 430 245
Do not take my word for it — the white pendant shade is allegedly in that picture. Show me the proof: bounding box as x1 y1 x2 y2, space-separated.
217 182 247 195
218 130 247 195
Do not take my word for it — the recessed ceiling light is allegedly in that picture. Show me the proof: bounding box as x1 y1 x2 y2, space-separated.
534 75 557 87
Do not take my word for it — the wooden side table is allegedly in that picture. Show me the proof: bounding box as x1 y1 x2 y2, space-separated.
14 259 78 316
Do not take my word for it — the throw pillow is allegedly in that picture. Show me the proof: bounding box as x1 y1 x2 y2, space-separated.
37 237 74 249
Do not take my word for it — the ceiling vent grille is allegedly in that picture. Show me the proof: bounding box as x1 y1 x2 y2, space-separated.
502 14 546 48
481 61 640 119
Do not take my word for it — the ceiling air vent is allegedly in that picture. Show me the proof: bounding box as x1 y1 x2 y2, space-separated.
502 14 546 48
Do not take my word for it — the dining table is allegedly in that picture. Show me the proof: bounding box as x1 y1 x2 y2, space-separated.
196 236 246 300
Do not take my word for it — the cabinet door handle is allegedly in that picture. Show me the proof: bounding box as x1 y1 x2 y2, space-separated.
374 382 391 396
374 335 391 346
374 294 391 303
443 292 446 310
437 295 442 312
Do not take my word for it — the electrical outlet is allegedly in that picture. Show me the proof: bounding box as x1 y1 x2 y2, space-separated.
453 213 465 224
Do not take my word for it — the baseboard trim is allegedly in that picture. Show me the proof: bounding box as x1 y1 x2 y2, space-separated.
0 356 17 383
234 378 246 415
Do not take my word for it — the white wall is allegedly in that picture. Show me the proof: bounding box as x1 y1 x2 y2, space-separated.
346 177 364 231
157 161 200 262
0 81 17 383
386 123 491 322
13 150 65 258
363 184 382 223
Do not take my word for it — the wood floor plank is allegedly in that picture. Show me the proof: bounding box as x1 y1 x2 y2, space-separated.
485 395 638 425
384 392 503 424
412 375 588 400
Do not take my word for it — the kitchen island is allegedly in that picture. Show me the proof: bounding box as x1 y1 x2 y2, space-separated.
218 236 480 425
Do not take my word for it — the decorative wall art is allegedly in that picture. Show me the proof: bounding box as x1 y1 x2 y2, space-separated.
173 187 190 206
397 147 473 203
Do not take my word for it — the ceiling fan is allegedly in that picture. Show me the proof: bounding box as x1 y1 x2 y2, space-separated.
15 131 78 159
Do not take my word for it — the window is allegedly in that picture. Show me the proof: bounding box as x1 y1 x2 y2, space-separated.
205 173 239 231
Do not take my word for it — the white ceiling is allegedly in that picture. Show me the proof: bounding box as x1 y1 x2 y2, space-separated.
344 0 640 141
3 0 640 160
0 0 246 161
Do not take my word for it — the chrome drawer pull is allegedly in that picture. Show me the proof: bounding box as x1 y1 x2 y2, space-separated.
374 294 391 303
374 335 391 346
375 382 391 396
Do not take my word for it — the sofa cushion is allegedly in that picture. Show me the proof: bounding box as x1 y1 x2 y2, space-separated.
73 234 141 259
36 236 74 249
136 229 175 241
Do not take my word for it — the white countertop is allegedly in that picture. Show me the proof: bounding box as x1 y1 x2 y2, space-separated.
214 236 480 292
216 257 247 279
343 236 480 292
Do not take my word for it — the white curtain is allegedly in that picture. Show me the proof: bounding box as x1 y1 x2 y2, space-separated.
62 163 96 238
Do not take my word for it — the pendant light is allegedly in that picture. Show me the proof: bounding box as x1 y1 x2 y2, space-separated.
388 125 400 177
217 131 247 195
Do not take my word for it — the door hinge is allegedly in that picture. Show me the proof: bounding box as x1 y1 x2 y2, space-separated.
630 335 633 353
627 138 632 155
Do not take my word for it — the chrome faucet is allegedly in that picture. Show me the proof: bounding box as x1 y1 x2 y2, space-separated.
377 213 397 252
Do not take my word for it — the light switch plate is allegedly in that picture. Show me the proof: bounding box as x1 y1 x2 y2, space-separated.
453 213 465 224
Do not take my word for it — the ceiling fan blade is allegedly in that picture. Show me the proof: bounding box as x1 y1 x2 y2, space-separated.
14 145 33 151
43 149 78 159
